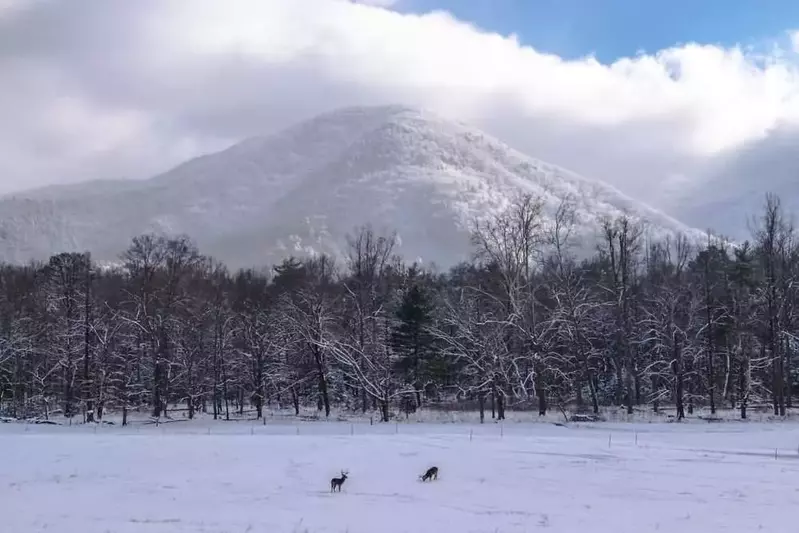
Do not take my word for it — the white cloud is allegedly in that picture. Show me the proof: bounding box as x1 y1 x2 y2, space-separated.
1 0 798 236
349 0 399 6
791 30 799 53
0 0 23 17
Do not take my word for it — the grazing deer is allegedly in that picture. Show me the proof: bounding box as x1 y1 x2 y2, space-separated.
420 466 438 482
330 470 349 492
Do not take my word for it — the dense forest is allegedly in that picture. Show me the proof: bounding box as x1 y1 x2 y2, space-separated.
1 193 797 424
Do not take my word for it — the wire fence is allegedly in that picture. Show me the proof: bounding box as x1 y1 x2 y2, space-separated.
4 416 799 462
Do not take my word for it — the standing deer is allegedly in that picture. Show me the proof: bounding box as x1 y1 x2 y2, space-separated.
419 466 438 482
330 470 349 492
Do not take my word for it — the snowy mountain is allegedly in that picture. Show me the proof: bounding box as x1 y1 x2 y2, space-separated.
0 105 703 269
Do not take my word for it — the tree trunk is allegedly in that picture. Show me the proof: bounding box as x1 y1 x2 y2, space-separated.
212 355 219 420
778 341 786 416
703 256 717 416
380 399 389 423
317 372 330 418
686 357 694 415
624 365 634 415
255 353 264 419
254 394 263 419
786 338 793 409
588 374 599 415
652 374 659 414
723 347 732 403
537 385 546 416
674 340 685 421
496 386 506 421
187 361 195 420
708 347 716 415
291 387 300 416
535 365 546 416
64 358 74 418
152 359 162 418
83 263 94 423
613 360 624 407
633 369 641 406
740 342 749 419
223 369 230 421
152 337 166 419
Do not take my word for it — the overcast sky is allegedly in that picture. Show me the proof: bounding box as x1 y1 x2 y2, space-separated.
2 0 799 236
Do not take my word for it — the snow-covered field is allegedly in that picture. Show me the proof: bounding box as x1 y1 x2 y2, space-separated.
2 417 799 532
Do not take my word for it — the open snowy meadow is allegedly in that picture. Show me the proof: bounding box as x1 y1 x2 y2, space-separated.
3 416 799 533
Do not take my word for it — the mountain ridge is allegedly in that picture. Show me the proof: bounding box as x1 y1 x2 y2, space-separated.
0 105 703 268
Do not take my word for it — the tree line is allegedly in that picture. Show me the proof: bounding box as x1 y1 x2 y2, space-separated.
0 193 797 424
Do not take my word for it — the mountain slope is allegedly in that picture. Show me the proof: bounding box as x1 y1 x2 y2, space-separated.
0 105 702 268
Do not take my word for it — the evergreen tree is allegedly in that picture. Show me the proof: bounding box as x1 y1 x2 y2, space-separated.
392 283 436 407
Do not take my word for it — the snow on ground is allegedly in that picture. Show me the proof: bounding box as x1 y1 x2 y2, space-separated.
2 416 799 533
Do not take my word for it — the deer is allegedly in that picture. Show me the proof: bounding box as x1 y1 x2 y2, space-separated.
419 466 438 482
330 470 349 492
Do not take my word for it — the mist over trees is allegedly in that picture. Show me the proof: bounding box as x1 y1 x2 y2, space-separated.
1 193 797 424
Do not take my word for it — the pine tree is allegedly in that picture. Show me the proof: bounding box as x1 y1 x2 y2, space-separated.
392 283 436 408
